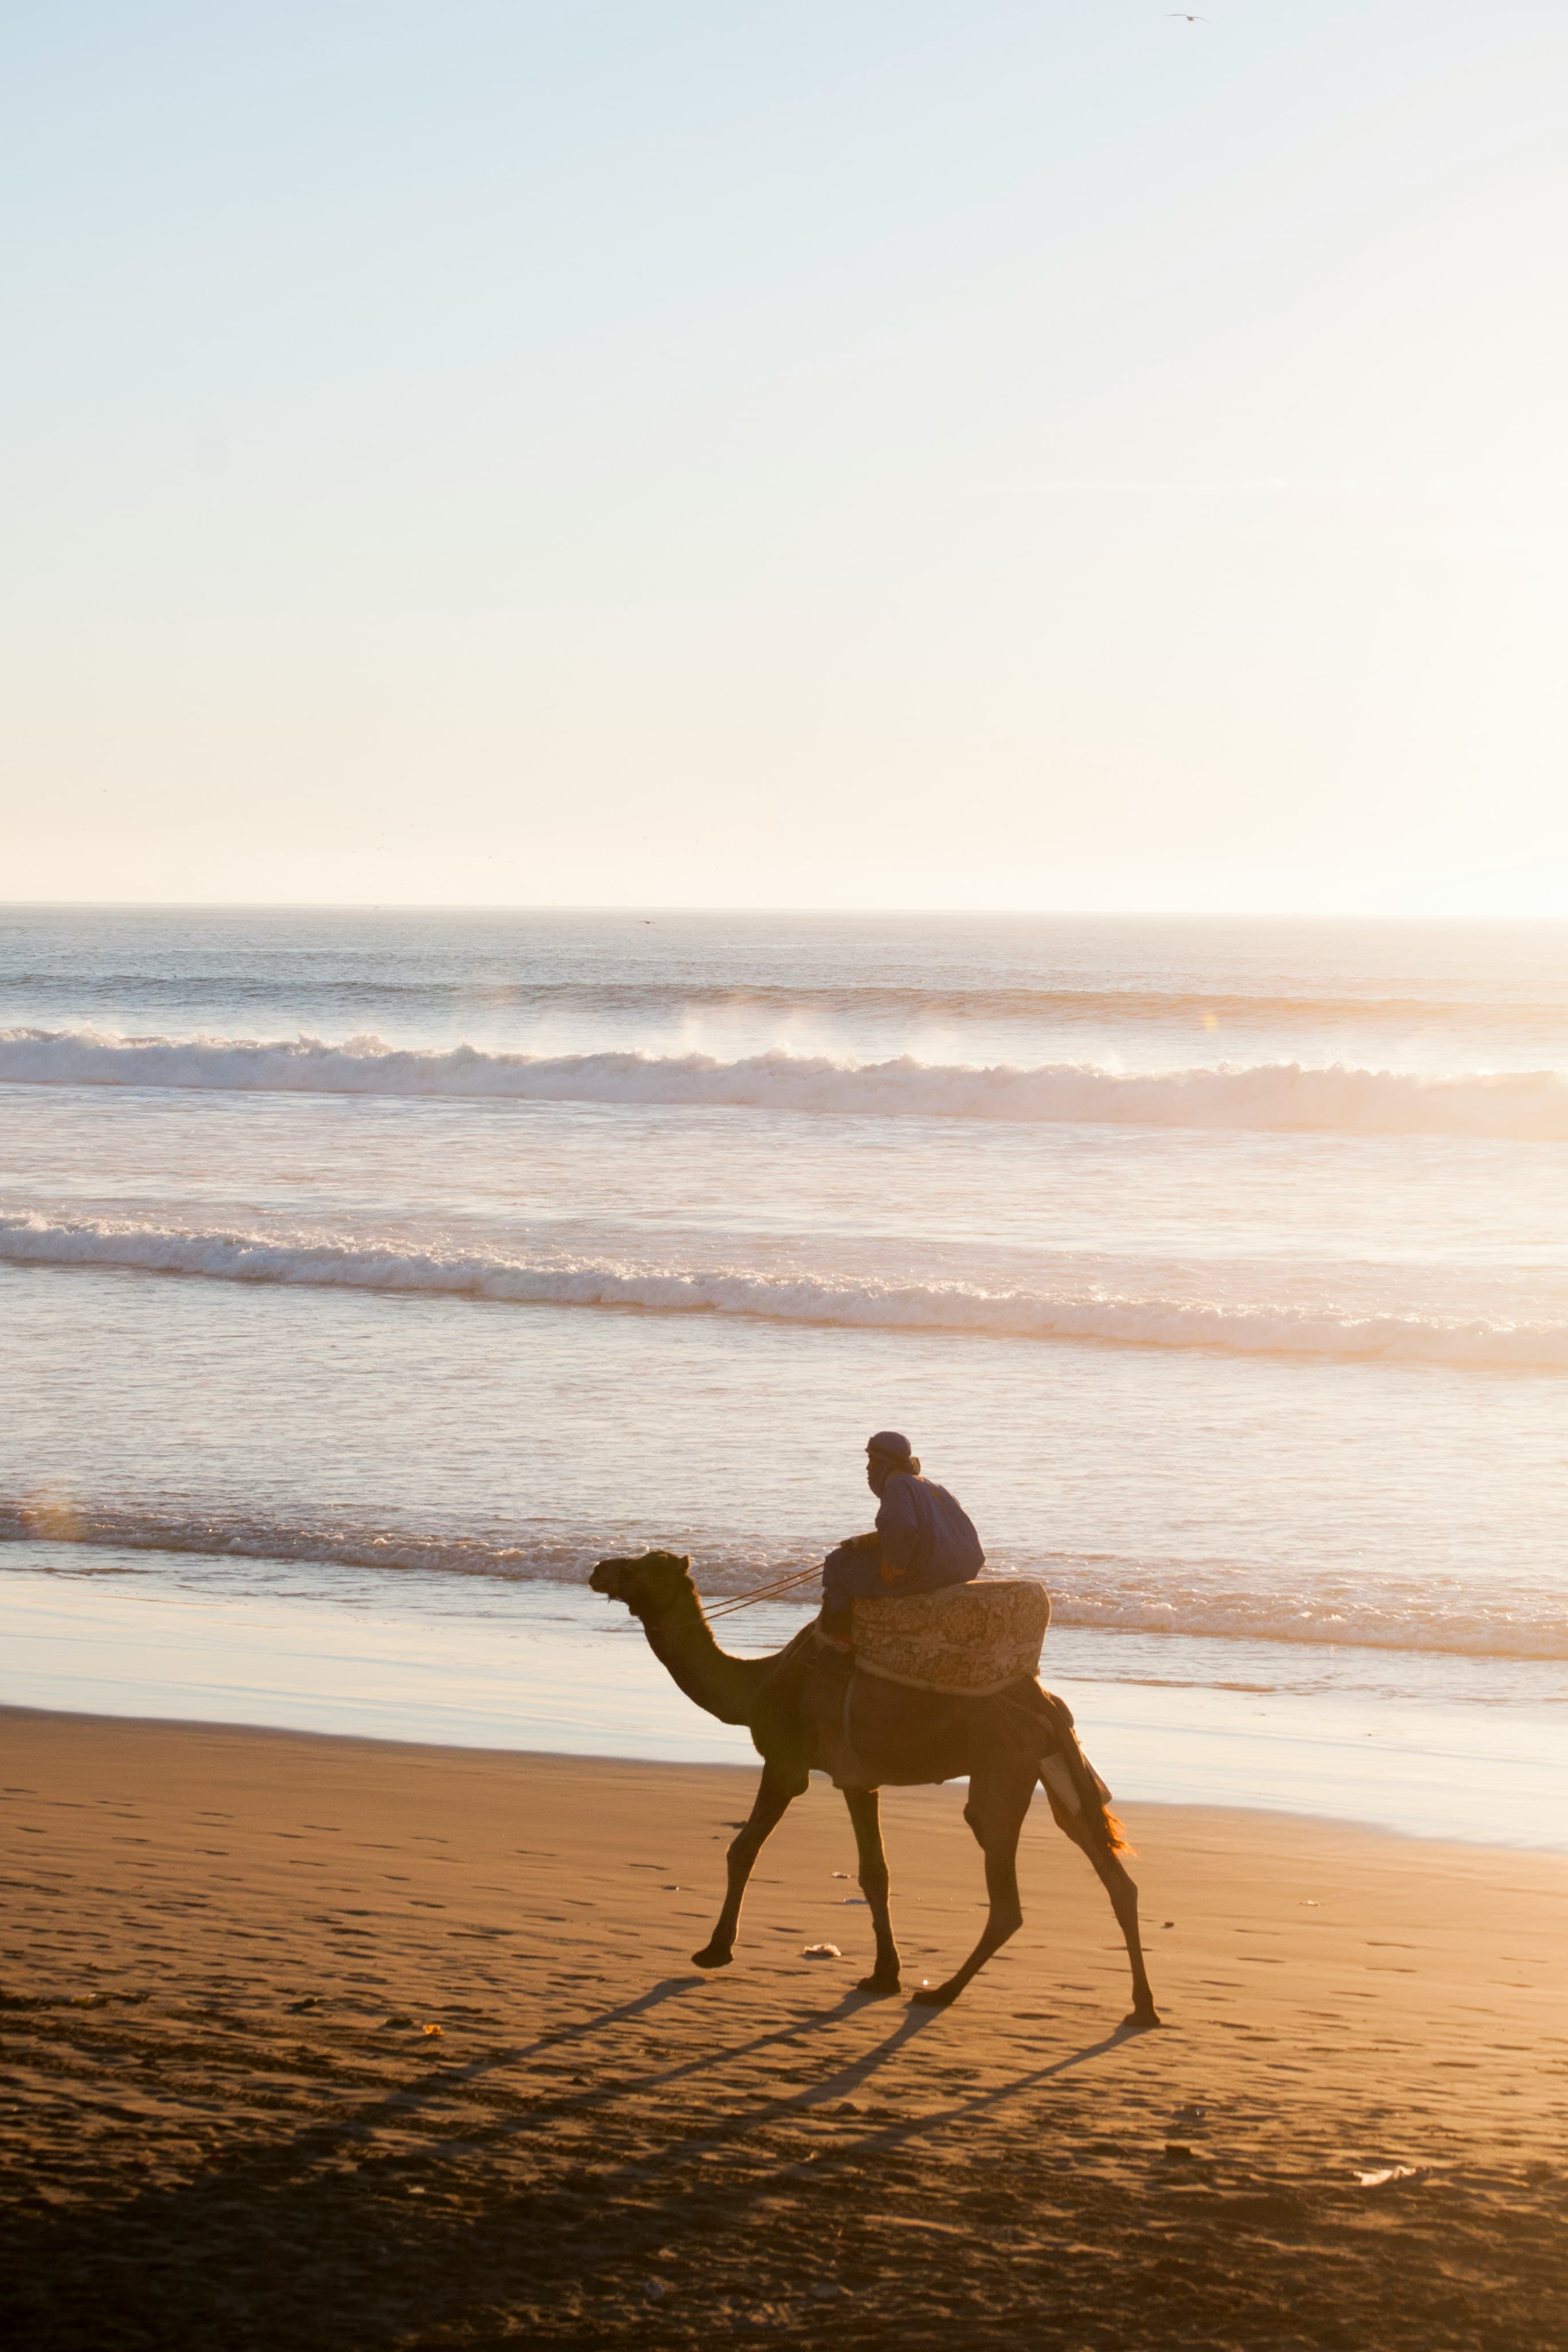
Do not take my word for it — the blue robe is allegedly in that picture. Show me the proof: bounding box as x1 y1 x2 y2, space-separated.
821 1472 984 1610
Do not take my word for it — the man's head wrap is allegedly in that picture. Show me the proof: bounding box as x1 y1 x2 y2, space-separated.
865 1430 915 1464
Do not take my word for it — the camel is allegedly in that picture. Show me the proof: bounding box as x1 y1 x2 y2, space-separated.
589 1551 1161 2027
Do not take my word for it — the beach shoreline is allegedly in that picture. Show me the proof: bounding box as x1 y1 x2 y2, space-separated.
4 1704 1565 2347
9 1552 1565 1852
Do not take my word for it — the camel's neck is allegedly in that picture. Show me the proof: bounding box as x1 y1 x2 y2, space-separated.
635 1588 783 1726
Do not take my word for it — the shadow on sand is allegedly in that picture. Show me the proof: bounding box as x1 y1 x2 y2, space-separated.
0 1976 1157 2350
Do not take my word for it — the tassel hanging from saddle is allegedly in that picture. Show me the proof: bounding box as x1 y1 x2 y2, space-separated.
1034 1689 1133 1856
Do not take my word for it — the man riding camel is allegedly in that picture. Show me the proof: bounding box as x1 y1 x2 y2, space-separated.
817 1429 985 1649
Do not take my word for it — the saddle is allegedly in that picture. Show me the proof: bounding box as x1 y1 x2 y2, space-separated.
848 1578 1051 1698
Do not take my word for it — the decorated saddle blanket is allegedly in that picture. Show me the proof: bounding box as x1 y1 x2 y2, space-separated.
849 1578 1050 1698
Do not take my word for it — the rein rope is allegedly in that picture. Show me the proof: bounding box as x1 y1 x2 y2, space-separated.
702 1563 823 1622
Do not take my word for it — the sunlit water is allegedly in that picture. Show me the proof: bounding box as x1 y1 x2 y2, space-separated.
2 907 1565 1843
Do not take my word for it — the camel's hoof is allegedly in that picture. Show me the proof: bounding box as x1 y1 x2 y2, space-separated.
856 1973 901 1997
691 1945 733 1971
910 1983 959 2008
1124 2005 1163 2030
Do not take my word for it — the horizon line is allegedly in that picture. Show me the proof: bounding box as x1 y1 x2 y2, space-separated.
2 900 1567 925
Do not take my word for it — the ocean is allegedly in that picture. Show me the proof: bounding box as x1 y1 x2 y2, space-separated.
2 905 1565 1844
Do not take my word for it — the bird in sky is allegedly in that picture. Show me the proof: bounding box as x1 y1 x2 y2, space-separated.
1168 11 1207 18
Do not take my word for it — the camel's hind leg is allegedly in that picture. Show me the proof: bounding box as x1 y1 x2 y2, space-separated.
842 1787 900 1994
692 1758 804 1971
909 1765 1032 2009
1081 1836 1161 2028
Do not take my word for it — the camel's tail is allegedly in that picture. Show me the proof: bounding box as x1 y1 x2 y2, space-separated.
1032 1689 1134 1857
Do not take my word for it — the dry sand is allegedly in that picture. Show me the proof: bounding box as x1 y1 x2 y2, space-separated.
2 1705 1565 2350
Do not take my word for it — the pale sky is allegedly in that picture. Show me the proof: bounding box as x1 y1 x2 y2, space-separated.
3 1 1567 912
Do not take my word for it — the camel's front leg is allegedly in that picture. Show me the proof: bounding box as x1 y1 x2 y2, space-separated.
910 1769 1030 2009
691 1760 801 1971
842 1786 900 1994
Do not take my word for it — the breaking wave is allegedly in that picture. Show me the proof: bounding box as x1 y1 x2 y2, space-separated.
2 1213 1563 1367
3 1502 1565 1661
0 1500 596 1591
3 1026 1567 1137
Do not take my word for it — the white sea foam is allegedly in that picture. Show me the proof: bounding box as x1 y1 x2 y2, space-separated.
3 1025 1567 1136
2 1212 1563 1368
2 1504 1563 1662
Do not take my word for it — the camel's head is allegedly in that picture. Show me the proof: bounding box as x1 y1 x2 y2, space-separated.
589 1549 695 1620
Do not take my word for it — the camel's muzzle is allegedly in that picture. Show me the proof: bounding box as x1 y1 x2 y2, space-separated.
589 1560 624 1598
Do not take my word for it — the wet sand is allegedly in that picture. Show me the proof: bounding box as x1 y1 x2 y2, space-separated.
2 1706 1565 2349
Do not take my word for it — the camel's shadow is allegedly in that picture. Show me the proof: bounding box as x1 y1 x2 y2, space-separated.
551 1986 1155 2218
511 1972 1153 2161
524 1970 1154 2104
528 1973 709 2045
191 1967 1156 2213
